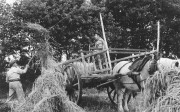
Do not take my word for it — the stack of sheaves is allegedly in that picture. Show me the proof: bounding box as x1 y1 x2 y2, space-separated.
141 63 180 112
10 58 85 112
8 22 85 112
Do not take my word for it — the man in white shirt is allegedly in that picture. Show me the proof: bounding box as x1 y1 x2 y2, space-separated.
6 61 29 104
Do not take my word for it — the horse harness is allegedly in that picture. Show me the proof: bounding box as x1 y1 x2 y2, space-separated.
117 56 158 90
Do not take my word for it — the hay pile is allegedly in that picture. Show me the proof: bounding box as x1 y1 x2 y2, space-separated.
140 61 180 112
9 23 85 112
11 58 85 112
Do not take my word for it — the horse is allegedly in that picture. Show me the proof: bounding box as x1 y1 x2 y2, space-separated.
112 57 180 112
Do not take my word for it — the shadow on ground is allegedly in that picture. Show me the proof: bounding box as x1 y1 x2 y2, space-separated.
79 88 138 112
0 82 10 112
79 89 117 112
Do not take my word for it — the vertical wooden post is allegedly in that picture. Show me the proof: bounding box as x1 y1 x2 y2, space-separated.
97 55 103 70
80 51 87 76
157 21 160 54
92 56 97 71
87 57 90 63
89 44 90 51
103 53 109 69
132 54 135 61
100 13 112 73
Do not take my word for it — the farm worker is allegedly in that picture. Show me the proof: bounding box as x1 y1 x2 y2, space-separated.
6 60 29 104
94 33 106 51
93 33 106 69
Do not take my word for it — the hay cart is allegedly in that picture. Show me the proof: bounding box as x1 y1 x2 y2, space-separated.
62 47 157 105
62 14 160 105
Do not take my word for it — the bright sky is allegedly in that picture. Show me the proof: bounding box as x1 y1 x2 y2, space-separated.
6 0 17 4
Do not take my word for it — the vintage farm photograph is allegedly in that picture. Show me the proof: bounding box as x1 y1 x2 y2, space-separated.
0 0 180 112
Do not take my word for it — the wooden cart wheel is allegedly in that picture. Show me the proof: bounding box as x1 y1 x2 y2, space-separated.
63 64 82 104
107 84 118 105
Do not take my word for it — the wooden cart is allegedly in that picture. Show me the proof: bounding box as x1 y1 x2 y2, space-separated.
62 47 157 105
61 14 160 105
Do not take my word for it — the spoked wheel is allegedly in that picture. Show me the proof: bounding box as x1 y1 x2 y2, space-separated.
107 83 117 106
63 64 82 104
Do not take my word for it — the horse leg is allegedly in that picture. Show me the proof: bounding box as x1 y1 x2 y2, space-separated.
123 89 131 112
114 81 124 112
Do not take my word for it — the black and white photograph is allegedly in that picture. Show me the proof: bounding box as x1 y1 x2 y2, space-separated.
0 0 180 112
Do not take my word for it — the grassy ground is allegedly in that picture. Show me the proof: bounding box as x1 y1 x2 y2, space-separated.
80 88 117 112
0 83 11 112
79 88 139 112
0 87 142 112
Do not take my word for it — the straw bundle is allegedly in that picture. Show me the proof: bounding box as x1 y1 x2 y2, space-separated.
140 60 180 112
10 59 85 112
73 62 94 77
150 71 180 112
9 23 85 112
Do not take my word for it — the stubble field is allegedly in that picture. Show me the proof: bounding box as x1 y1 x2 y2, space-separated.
0 86 142 112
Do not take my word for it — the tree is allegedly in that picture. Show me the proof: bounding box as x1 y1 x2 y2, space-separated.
0 0 21 72
2 0 180 60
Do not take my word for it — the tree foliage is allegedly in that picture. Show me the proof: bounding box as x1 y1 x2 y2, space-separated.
1 0 180 65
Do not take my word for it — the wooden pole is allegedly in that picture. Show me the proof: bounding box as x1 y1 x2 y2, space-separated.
81 52 87 75
100 13 112 73
157 21 160 53
111 50 157 64
90 47 150 52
